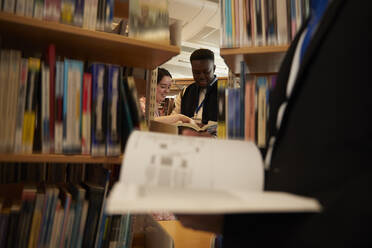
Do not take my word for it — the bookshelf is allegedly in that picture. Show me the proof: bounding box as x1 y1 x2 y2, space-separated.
0 12 179 69
0 12 180 165
220 45 289 74
0 154 123 164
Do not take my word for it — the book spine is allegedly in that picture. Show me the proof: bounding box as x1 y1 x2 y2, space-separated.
104 0 114 32
257 76 267 147
61 0 75 24
33 0 44 19
217 79 227 139
106 65 120 156
63 59 83 154
3 0 15 13
54 0 62 21
25 0 35 17
22 57 41 153
2 50 11 152
15 0 26 15
74 0 84 26
48 44 56 153
55 61 64 153
90 0 98 30
82 73 92 154
0 50 8 152
76 200 89 248
91 63 106 156
41 63 51 153
14 58 28 153
276 0 289 45
44 0 53 20
7 50 21 152
82 0 91 29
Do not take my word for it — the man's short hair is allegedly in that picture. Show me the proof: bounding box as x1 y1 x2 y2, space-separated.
190 48 214 62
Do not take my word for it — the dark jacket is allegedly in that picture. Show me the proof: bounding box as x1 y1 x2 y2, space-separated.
180 81 217 124
223 1 372 247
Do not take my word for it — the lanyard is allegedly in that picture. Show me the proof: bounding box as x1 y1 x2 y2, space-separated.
194 97 206 117
194 77 218 118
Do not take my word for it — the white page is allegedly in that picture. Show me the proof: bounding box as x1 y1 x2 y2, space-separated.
120 131 264 192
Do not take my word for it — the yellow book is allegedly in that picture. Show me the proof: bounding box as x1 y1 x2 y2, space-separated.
22 58 40 153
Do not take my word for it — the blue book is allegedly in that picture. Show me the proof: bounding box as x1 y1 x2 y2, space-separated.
90 63 107 156
62 59 83 154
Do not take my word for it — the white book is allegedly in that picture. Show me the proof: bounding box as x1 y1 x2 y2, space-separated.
82 0 92 29
90 0 99 30
106 131 321 215
14 58 28 153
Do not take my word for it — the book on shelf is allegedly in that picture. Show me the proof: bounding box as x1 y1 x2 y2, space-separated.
128 0 170 43
220 0 310 48
106 131 321 215
149 120 218 135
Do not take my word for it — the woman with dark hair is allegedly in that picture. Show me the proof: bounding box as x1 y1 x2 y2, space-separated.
140 67 193 124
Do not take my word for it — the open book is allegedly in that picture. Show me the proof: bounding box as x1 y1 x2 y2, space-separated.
149 120 217 135
106 131 321 214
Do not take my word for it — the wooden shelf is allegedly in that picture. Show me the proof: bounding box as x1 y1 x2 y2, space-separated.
0 12 179 69
0 154 123 164
220 45 289 74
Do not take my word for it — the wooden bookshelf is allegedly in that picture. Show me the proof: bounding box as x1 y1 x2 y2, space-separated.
0 154 123 164
220 45 289 74
0 12 179 69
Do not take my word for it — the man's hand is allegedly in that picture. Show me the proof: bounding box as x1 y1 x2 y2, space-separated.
176 214 224 234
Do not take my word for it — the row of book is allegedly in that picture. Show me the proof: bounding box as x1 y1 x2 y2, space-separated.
217 67 276 148
0 164 134 248
220 0 310 48
0 0 114 32
0 45 144 156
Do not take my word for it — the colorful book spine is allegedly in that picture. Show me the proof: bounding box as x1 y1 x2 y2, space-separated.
22 57 41 153
55 60 64 154
82 73 92 154
104 0 114 32
91 63 107 156
61 0 75 24
90 0 99 30
276 0 289 45
244 76 256 141
14 58 28 153
106 65 121 156
54 0 62 21
63 59 83 154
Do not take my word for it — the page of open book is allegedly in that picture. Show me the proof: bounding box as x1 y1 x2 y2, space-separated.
120 130 264 191
106 131 321 214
